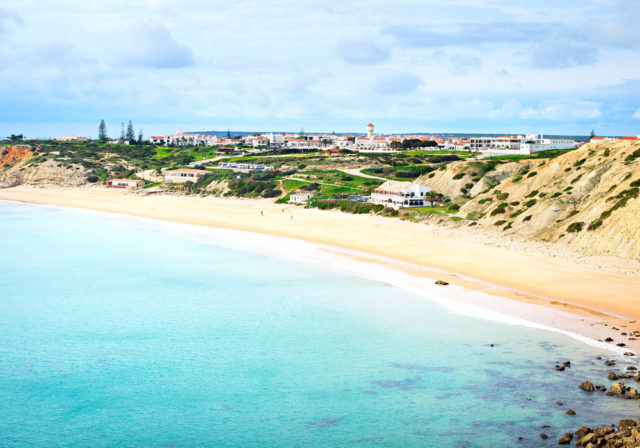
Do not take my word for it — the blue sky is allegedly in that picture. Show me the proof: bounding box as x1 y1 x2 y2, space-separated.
1 0 639 137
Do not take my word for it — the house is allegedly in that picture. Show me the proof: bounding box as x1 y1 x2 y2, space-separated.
107 139 130 145
289 193 314 203
149 136 166 145
106 179 145 188
164 169 209 183
54 136 89 142
371 180 432 208
219 162 273 172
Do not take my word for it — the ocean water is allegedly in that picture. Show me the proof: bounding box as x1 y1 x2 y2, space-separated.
0 201 637 448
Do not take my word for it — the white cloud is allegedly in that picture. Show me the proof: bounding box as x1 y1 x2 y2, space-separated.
114 21 194 69
632 108 640 119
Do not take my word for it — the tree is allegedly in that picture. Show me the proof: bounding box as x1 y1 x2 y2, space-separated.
227 129 231 139
98 120 108 142
299 127 305 138
137 130 143 144
589 129 596 141
126 121 135 143
120 122 125 140
7 134 24 142
425 191 439 207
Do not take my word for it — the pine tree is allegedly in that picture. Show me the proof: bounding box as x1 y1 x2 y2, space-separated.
120 122 125 140
98 120 108 141
137 130 143 144
589 129 596 141
227 129 231 139
126 121 135 143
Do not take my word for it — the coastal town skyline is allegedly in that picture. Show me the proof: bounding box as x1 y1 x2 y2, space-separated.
2 1 640 137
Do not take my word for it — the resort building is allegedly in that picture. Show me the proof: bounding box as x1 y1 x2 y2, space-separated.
164 169 209 183
289 193 314 203
54 136 89 142
105 179 145 188
219 162 273 172
469 134 575 155
371 180 433 208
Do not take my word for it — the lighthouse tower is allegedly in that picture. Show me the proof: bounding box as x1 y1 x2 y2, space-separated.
367 123 374 139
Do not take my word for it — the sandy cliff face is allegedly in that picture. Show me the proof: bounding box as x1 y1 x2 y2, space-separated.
418 141 640 259
0 159 90 187
0 145 34 171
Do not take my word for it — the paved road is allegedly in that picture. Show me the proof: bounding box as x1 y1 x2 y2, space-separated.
338 167 387 181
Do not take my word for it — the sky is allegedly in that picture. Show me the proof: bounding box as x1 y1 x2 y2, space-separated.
1 0 640 138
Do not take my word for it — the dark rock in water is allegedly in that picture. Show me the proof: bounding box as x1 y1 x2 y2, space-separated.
578 432 596 446
605 391 615 396
624 352 635 356
596 385 607 392
627 387 639 398
608 372 619 380
563 360 571 367
627 366 637 371
619 419 636 429
435 280 449 286
579 380 595 392
539 433 548 440
605 360 616 366
555 365 565 371
617 342 626 347
618 373 633 379
634 373 640 382
605 337 614 342
566 409 576 415
556 401 563 406
558 433 573 444
575 426 592 439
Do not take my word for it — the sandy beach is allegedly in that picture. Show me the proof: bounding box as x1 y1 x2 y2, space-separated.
2 185 640 356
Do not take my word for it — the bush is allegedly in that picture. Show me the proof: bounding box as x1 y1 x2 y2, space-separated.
523 215 532 222
550 192 562 198
523 199 537 208
525 190 538 198
496 192 509 200
86 175 99 183
587 219 603 231
567 222 584 233
494 220 507 226
527 171 537 178
490 203 508 216
452 172 465 180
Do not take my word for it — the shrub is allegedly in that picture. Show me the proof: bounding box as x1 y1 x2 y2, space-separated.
512 175 523 183
452 172 465 180
567 222 584 233
603 149 610 157
86 175 99 183
527 171 537 178
587 219 603 231
574 158 586 167
564 167 571 172
550 192 562 198
525 190 538 198
494 220 507 226
523 215 532 222
496 192 509 200
523 199 537 208
428 172 435 178
478 197 492 204
510 209 524 218
490 203 509 216
464 183 474 190
630 179 640 187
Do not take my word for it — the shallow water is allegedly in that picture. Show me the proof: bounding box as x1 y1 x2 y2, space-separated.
0 201 636 447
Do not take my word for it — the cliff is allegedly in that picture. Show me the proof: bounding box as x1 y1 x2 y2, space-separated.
417 140 640 259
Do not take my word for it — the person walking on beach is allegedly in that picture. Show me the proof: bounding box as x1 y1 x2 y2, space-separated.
260 211 263 217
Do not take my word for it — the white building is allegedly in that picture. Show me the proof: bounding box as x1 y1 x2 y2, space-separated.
264 133 285 145
469 134 575 155
289 193 314 203
166 132 219 146
106 179 145 188
371 180 433 208
164 169 209 183
54 136 89 142
219 162 273 172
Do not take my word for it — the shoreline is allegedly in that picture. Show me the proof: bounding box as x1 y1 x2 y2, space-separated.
2 185 640 358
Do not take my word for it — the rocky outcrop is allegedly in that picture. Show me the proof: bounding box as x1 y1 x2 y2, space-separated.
416 140 640 259
571 420 640 447
0 159 90 187
0 145 34 171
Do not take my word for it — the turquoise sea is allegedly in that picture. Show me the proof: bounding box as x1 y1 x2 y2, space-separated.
0 200 637 447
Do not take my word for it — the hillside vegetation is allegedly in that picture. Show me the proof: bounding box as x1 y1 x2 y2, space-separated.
417 140 640 259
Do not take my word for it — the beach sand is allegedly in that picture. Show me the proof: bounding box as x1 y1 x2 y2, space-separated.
2 185 640 356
